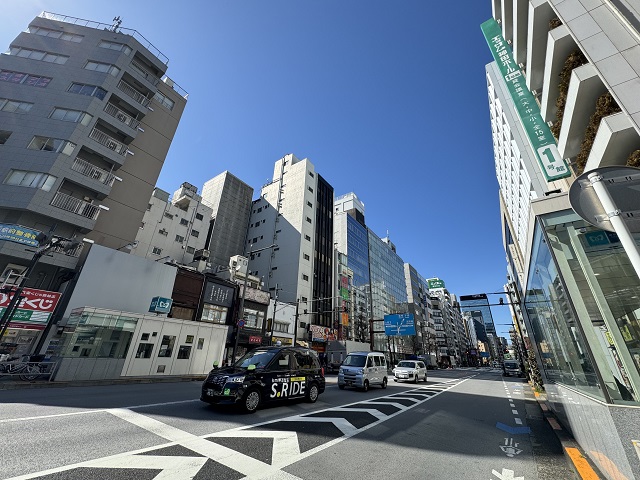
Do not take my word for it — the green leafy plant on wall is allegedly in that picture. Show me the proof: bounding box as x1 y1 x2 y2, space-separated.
575 92 622 174
550 50 588 140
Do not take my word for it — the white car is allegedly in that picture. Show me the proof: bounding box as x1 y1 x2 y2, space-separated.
393 360 427 383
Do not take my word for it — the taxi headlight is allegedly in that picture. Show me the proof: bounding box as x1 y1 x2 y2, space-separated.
357 368 364 374
227 376 245 383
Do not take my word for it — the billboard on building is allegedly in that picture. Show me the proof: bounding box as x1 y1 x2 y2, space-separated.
384 313 416 336
427 278 445 289
0 288 61 330
0 223 42 247
309 324 337 342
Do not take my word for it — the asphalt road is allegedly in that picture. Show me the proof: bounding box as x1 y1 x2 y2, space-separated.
0 368 576 479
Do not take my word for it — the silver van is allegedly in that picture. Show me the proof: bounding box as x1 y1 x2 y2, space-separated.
337 351 388 391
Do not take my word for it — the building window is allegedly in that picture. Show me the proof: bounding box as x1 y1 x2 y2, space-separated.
276 229 281 233
309 172 314 178
147 203 152 210
201 304 228 324
306 217 312 223
157 335 176 358
68 83 107 100
164 212 173 219
0 70 52 87
305 235 311 241
191 230 199 238
98 40 132 55
158 228 168 236
0 131 11 144
302 274 309 281
176 345 192 360
27 136 76 155
179 218 188 226
304 253 310 261
153 91 175 110
139 222 144 229
186 246 195 254
175 235 184 243
271 266 278 270
84 61 120 77
9 47 68 64
0 99 33 113
4 169 57 191
28 26 83 42
49 108 92 126
308 186 313 193
135 343 153 358
307 201 313 208
152 247 162 255
195 213 204 221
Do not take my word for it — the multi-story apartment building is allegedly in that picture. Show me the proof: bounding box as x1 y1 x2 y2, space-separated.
484 1 640 477
201 171 253 269
0 12 186 351
334 193 371 343
133 183 212 264
245 154 334 345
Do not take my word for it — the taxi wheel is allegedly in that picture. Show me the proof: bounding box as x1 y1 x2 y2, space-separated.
413 373 419 384
381 377 387 389
338 384 345 390
423 374 428 382
362 380 369 392
242 389 261 414
306 383 319 403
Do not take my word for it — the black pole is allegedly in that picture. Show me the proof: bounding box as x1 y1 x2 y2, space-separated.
293 298 300 346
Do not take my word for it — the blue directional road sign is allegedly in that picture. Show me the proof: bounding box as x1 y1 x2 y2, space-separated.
383 313 416 336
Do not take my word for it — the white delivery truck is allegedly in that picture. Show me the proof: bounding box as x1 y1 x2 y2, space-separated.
325 340 371 373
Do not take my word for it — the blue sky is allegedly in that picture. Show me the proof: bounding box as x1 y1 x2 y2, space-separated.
4 1 516 338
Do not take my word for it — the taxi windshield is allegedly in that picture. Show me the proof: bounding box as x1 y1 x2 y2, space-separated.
397 361 415 368
342 355 367 367
235 350 277 369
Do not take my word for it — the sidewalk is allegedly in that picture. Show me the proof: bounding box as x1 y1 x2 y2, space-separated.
0 374 207 390
531 386 603 480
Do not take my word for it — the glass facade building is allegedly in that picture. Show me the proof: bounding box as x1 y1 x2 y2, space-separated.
346 214 371 342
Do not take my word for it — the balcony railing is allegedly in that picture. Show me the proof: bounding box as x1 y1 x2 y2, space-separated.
88 128 128 156
71 157 116 187
50 241 84 258
104 103 140 131
117 80 150 107
51 192 101 220
130 60 159 86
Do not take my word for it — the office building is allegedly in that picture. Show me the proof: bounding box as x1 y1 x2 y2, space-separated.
246 154 334 345
484 1 640 477
405 263 436 364
201 171 253 269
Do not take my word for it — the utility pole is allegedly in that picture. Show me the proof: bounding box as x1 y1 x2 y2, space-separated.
264 283 280 342
293 298 300 346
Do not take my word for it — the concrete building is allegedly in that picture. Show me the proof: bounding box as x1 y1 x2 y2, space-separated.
133 183 212 264
201 171 253 269
484 1 640 477
0 12 186 353
405 263 437 364
245 154 335 349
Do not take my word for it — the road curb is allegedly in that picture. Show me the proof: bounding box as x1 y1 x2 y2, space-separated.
532 387 603 479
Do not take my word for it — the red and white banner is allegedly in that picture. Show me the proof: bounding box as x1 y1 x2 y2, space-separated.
0 288 61 312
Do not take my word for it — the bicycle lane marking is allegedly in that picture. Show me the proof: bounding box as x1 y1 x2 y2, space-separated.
5 377 475 480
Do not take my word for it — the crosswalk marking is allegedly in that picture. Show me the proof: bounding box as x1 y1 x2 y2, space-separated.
7 377 473 480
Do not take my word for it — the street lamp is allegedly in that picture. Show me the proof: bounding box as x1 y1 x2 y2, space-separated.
231 243 276 362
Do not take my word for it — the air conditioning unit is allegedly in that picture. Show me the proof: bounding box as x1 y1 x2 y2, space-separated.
193 248 209 261
0 264 27 286
106 141 118 151
116 113 128 122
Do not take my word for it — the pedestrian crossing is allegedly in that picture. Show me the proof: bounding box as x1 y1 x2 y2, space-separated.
9 378 473 480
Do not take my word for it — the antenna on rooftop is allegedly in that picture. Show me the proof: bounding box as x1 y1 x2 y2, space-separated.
111 16 122 32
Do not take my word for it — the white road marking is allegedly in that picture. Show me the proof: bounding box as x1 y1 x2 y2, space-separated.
5 378 474 480
511 409 518 415
0 399 200 423
514 418 522 425
491 467 524 480
499 438 522 457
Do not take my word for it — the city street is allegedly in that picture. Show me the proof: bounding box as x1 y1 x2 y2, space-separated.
0 368 576 480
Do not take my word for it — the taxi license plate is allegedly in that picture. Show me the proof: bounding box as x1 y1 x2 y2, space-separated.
345 381 352 386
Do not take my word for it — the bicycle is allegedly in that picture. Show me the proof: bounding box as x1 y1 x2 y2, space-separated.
0 355 44 381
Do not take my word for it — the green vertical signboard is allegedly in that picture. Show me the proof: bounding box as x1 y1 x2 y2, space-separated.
481 18 571 181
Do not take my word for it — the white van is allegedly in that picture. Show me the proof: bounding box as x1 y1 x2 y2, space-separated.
337 351 388 391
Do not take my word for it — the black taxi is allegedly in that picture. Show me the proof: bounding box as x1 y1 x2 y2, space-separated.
200 346 326 413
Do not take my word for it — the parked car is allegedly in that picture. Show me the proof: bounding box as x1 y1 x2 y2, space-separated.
338 351 388 391
200 346 325 413
393 360 427 383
